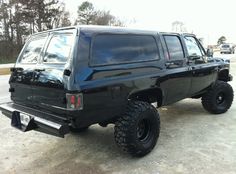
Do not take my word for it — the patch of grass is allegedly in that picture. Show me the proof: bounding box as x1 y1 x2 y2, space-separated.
0 68 11 75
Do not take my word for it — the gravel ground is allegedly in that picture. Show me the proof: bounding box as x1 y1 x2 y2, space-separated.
0 62 236 174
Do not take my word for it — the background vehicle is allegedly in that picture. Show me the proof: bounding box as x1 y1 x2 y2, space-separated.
220 43 235 54
0 26 234 157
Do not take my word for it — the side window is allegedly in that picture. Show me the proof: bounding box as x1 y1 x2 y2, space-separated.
43 34 73 63
91 34 159 66
19 36 46 63
163 35 184 60
184 36 204 56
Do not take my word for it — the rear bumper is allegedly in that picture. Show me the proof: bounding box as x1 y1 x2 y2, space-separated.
0 102 70 137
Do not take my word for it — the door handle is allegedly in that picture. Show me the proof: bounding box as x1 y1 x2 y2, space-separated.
190 66 198 74
165 62 175 66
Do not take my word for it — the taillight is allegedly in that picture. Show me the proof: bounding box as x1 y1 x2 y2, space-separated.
70 95 76 108
66 93 83 110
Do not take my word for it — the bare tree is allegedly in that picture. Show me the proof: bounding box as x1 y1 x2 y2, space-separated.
172 21 187 32
217 36 226 45
76 1 96 25
76 1 124 26
0 0 72 63
58 6 71 27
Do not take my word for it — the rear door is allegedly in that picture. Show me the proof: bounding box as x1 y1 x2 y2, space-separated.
161 34 191 104
10 34 47 106
183 35 218 95
31 31 75 114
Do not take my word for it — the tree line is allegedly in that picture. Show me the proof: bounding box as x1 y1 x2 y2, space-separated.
0 0 124 63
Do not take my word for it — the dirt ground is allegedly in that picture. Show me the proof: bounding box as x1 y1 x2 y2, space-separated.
0 62 236 174
0 68 10 75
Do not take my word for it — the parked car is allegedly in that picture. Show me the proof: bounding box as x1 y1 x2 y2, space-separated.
220 44 235 54
0 26 234 157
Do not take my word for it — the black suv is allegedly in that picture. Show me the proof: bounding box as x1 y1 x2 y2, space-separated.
0 26 234 157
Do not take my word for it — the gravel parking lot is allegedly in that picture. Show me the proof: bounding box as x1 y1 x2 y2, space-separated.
0 56 236 174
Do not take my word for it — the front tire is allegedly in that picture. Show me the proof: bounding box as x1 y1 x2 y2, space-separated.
202 81 234 114
114 101 160 157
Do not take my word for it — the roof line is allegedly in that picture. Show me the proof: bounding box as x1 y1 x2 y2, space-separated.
30 25 195 36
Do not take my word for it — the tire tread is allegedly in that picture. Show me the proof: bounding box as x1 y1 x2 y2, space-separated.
202 81 234 114
114 101 160 156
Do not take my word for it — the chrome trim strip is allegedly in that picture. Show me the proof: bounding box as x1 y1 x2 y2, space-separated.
0 103 62 130
34 117 61 129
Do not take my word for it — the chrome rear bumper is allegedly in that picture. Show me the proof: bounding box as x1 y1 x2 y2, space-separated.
0 102 69 137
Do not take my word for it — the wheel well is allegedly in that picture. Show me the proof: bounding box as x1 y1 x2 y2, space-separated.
128 88 163 107
218 69 229 82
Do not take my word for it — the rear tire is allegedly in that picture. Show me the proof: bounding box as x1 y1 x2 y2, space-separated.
114 101 160 157
202 81 234 114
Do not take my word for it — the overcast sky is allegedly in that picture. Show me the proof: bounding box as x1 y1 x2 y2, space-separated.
64 0 236 45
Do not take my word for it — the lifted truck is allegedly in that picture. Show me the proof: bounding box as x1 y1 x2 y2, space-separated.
0 26 234 157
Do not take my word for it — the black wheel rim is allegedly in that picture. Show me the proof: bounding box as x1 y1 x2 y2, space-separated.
216 92 225 105
137 119 151 141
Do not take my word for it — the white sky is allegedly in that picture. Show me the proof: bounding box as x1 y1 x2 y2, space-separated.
64 0 236 45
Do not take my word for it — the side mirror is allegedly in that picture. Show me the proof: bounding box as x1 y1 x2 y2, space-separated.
206 48 213 57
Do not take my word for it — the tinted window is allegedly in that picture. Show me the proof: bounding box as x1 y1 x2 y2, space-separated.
43 34 73 63
20 36 46 63
164 35 184 60
91 34 159 65
184 36 203 56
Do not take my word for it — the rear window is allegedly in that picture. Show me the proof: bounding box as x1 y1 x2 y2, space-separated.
43 34 74 63
19 35 47 63
91 34 159 66
164 35 184 60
